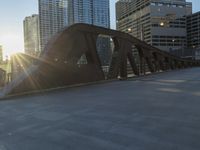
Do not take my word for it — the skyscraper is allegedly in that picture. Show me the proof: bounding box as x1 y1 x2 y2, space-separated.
68 0 111 65
38 0 67 51
68 0 110 28
116 0 192 52
39 0 110 65
23 14 40 56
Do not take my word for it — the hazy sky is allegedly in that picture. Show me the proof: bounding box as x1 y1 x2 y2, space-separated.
0 0 199 57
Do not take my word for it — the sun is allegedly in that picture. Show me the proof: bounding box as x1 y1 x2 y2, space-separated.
0 33 24 60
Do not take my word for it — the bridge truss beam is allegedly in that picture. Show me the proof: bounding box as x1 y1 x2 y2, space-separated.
2 23 200 95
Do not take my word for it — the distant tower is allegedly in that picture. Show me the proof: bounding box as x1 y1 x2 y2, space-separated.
0 45 3 63
67 0 111 65
23 14 40 56
38 0 67 51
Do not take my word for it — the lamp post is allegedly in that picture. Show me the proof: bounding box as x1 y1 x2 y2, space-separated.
172 39 175 48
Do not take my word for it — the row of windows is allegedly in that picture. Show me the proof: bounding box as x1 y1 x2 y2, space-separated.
152 39 186 43
153 43 186 47
117 14 150 30
116 1 150 20
150 2 187 8
152 24 185 28
152 35 186 47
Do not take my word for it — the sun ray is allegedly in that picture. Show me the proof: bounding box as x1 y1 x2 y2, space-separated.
0 33 24 60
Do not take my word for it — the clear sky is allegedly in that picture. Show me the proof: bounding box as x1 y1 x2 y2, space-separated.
0 0 199 57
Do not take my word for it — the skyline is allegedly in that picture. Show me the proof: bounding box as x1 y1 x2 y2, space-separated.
0 0 199 57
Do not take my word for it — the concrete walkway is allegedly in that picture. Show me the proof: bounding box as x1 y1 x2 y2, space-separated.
0 68 200 150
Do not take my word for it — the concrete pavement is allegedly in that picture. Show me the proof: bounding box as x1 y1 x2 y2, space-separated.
0 68 200 150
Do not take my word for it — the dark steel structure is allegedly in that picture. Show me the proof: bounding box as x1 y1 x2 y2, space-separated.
2 23 200 95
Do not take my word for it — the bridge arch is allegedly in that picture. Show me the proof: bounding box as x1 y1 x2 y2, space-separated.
3 23 200 95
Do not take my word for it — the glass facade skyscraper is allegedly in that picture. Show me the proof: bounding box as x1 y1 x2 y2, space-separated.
23 14 40 56
68 0 110 28
68 0 111 65
38 0 67 51
39 0 110 65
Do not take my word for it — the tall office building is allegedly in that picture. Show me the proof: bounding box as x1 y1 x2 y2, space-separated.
187 11 200 49
68 0 110 28
68 0 111 65
39 0 110 65
165 11 200 60
38 0 67 51
23 14 40 56
116 0 192 52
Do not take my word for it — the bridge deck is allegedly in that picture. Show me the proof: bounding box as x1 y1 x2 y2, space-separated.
1 68 200 150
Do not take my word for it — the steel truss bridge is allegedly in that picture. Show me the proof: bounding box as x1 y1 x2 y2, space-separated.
1 23 200 96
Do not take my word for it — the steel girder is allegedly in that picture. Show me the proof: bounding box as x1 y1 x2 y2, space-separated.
2 23 200 95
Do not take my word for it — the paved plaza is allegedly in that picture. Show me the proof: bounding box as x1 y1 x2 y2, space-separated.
0 68 200 150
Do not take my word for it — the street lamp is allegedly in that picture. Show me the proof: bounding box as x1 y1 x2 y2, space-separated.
170 39 175 51
128 28 132 32
160 22 164 27
172 39 175 47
